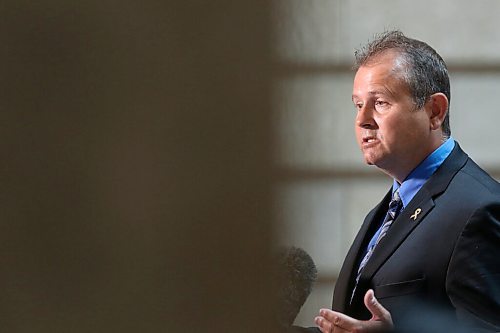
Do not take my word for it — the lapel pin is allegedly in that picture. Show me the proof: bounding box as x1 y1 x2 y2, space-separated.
410 208 422 221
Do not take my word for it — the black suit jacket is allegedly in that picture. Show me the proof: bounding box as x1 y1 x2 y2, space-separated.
330 143 500 331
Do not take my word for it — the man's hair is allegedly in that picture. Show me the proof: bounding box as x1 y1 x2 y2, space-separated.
354 30 451 138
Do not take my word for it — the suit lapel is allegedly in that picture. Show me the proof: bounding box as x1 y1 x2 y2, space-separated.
356 191 435 290
349 142 469 304
333 190 391 312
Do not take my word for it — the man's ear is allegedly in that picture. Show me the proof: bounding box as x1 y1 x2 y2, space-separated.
428 93 448 131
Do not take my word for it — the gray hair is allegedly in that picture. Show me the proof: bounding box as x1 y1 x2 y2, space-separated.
354 30 451 138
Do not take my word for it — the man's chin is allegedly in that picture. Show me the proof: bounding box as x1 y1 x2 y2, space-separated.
361 150 380 166
362 155 377 166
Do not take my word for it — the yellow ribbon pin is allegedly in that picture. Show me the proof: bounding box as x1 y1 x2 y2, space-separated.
411 208 422 220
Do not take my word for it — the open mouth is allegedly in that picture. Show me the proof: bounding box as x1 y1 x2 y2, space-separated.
363 136 377 143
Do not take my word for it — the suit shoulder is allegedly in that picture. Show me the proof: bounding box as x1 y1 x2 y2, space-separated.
456 158 500 196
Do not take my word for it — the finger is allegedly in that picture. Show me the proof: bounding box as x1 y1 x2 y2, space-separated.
314 315 332 333
315 315 351 333
364 289 391 321
319 308 359 330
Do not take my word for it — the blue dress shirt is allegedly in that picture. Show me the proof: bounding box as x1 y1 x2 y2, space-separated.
393 137 455 209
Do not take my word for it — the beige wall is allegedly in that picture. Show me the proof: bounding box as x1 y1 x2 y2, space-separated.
272 0 500 326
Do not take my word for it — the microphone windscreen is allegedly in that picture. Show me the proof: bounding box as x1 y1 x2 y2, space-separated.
273 246 318 328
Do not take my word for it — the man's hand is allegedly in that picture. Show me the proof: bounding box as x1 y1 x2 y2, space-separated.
314 289 393 333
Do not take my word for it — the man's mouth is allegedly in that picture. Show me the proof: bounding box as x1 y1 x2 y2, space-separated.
362 136 377 143
361 136 379 148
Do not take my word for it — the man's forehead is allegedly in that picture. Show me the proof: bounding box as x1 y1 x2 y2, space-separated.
352 71 408 101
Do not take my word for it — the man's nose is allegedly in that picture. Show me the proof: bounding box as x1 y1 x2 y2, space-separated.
356 105 376 128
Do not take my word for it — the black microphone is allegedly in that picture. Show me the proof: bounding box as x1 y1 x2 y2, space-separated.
273 246 318 329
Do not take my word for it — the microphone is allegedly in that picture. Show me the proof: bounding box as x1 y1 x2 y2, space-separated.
273 246 318 329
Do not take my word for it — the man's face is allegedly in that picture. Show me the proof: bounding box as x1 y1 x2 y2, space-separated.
351 52 434 180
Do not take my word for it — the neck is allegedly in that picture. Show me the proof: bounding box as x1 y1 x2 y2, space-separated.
383 135 449 183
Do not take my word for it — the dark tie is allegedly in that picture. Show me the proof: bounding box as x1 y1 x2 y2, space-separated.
351 188 403 302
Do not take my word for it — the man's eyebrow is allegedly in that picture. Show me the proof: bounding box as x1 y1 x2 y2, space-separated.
367 90 388 95
352 90 388 100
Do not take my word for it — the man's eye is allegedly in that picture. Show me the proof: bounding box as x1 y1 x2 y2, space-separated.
354 103 363 110
374 100 389 108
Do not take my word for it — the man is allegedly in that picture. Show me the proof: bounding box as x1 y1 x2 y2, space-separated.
311 31 500 332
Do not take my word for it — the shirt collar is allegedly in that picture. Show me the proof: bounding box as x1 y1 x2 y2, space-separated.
393 137 455 208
